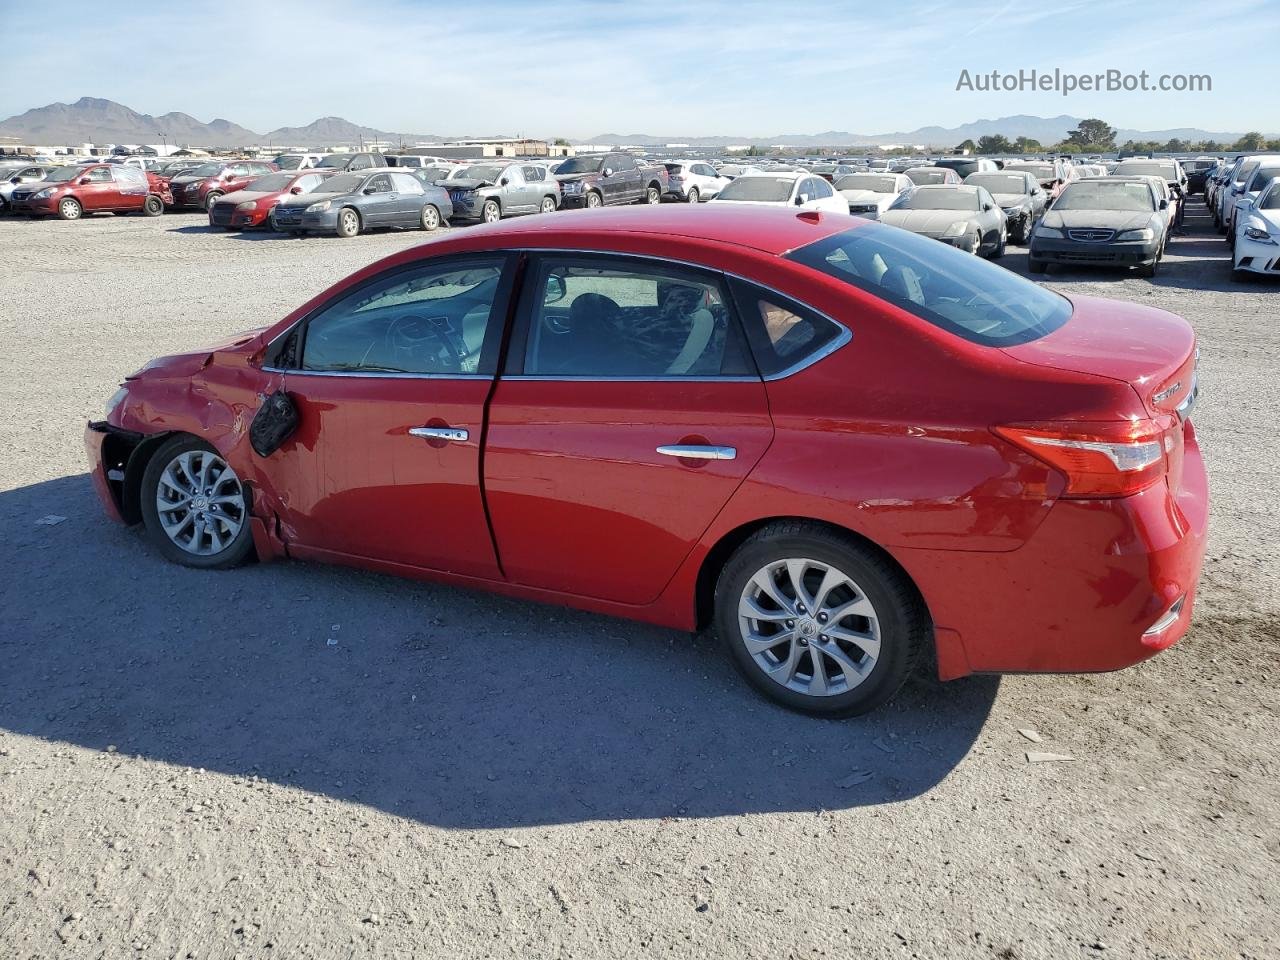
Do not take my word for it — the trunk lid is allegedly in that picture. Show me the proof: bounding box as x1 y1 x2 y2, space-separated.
1002 294 1198 418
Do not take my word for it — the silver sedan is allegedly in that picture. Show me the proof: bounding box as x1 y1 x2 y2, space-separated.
879 184 1007 258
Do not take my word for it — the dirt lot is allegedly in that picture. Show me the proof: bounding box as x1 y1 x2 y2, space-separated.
1 202 1277 960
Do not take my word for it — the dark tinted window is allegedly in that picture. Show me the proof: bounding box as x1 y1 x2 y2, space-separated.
523 257 745 378
300 259 507 375
786 223 1071 347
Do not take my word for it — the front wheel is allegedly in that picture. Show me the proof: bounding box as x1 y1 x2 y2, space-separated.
140 436 254 569
335 207 360 238
420 203 441 231
481 199 501 223
1136 258 1158 279
58 197 82 221
1027 257 1047 274
204 192 222 212
585 191 603 209
990 231 1007 259
715 522 927 717
686 187 700 204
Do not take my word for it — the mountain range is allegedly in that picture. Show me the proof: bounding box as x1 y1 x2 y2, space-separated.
0 98 1263 149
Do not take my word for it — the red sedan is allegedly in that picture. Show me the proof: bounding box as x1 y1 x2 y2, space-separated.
85 206 1207 716
208 170 333 229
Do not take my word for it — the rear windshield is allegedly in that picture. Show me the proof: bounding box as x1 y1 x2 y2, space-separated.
786 224 1071 347
243 173 295 193
716 177 794 202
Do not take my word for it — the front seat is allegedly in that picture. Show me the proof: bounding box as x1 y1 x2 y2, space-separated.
565 293 623 371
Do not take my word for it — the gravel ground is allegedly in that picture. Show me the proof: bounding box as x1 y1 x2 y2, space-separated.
0 203 1277 960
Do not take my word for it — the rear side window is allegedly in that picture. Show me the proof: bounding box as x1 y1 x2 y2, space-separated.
786 223 1071 347
729 281 845 377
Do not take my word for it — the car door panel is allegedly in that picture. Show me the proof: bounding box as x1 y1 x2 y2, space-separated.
483 381 773 604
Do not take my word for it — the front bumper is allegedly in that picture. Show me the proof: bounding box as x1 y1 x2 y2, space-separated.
900 419 1208 677
271 206 340 231
1030 235 1159 266
1233 234 1280 274
11 195 59 215
84 421 141 525
559 192 590 208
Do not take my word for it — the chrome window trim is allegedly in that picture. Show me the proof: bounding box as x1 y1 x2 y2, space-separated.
261 247 852 384
263 366 491 381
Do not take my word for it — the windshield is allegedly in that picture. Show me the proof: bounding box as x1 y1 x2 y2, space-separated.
787 224 1072 347
1260 187 1280 210
460 164 507 183
1054 182 1155 211
835 174 899 192
314 173 365 194
966 174 1031 194
891 189 979 211
242 173 295 193
274 155 304 170
556 156 604 174
715 177 795 202
315 155 352 169
43 167 83 182
905 169 951 185
182 163 222 178
1116 162 1175 180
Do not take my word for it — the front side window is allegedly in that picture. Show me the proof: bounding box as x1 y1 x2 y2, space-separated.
522 258 746 378
787 223 1071 347
296 259 508 375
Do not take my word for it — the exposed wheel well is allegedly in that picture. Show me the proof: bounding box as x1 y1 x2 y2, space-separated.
115 430 178 525
693 516 932 636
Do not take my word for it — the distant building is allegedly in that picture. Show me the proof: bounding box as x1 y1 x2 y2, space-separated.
405 138 568 159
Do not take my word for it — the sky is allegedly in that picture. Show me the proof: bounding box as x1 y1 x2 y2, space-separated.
2 0 1277 138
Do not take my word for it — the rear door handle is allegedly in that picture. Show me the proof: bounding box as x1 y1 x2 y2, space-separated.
656 444 736 461
410 426 469 442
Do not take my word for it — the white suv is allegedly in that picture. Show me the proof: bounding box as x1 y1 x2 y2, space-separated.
662 160 731 202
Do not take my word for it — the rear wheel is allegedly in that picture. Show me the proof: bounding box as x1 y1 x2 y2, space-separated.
140 436 254 569
539 195 557 214
57 197 82 221
644 185 661 204
335 207 360 238
687 187 700 204
481 199 501 223
142 195 164 217
715 522 927 717
420 203 441 231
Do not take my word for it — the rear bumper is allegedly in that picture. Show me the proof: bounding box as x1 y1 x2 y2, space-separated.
900 420 1209 677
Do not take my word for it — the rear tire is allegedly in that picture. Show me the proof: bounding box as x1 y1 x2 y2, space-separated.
644 185 661 204
539 195 557 214
140 435 254 570
335 207 360 238
57 197 82 221
687 187 700 204
142 195 164 217
420 203 441 231
715 522 928 717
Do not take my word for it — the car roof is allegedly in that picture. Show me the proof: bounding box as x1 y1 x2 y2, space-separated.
434 204 862 256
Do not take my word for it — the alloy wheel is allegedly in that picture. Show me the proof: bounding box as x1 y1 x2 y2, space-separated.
737 557 881 697
60 199 81 220
155 450 246 556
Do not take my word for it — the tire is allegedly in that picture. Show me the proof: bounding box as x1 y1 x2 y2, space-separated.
142 195 164 217
1027 258 1047 274
57 197 82 221
714 521 928 717
1012 214 1030 244
539 195 557 214
990 231 1007 259
139 435 254 570
204 192 222 212
687 187 700 204
335 206 360 238
585 191 603 209
644 185 661 205
1136 258 1158 279
420 204 441 232
481 199 501 223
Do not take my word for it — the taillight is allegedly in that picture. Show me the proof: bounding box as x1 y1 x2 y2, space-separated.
993 418 1177 498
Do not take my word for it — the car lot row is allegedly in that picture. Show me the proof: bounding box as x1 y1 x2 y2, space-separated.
2 151 1277 279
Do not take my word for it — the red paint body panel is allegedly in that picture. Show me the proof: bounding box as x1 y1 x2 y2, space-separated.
84 206 1210 683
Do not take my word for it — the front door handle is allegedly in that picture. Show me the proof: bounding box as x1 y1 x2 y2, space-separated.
656 444 736 461
410 426 469 442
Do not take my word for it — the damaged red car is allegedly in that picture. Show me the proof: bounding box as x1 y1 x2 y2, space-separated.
85 206 1208 716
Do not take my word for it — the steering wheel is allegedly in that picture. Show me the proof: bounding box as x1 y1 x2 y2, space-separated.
384 314 462 372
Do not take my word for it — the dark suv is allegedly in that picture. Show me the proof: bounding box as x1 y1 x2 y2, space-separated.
555 152 666 208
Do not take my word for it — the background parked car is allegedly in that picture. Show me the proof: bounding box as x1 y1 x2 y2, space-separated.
1029 177 1167 277
555 152 665 208
444 162 561 222
0 163 55 212
270 169 452 238
169 160 278 211
662 160 731 202
1225 159 1280 246
880 184 1006 257
313 152 388 172
10 163 166 220
834 172 914 220
932 157 999 178
710 171 849 214
1003 160 1073 204
1232 175 1280 278
272 153 329 171
208 170 333 230
963 170 1048 243
903 166 961 186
